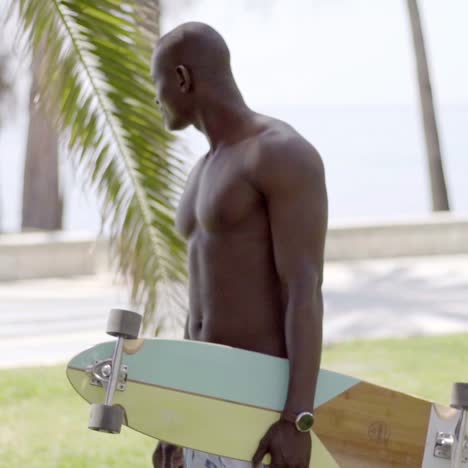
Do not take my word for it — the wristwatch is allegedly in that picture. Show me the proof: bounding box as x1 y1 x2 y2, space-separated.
281 411 315 432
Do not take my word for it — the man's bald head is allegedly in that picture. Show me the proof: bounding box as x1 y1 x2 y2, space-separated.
153 22 233 84
151 22 241 130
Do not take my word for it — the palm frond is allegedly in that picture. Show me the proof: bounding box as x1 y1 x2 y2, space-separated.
7 0 188 335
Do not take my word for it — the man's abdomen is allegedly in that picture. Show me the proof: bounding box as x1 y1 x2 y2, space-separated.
187 229 286 358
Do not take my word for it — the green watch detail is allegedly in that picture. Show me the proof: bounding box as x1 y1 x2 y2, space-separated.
295 411 315 432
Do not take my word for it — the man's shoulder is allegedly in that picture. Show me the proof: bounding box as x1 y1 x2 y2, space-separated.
248 116 324 184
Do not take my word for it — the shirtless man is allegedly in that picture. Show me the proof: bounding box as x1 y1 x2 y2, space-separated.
150 22 328 468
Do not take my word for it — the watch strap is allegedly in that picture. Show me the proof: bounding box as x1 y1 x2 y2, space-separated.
280 410 298 424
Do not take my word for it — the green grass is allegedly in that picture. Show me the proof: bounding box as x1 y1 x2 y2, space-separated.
0 334 467 467
322 333 468 404
0 366 156 467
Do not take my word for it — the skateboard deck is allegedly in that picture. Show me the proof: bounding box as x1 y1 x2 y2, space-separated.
67 338 467 467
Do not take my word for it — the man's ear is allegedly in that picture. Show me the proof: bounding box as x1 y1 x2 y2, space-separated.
175 65 191 93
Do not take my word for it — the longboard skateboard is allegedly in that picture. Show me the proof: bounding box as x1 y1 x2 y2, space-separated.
66 309 468 467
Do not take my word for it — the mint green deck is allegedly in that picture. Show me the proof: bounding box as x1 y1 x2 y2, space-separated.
68 338 359 410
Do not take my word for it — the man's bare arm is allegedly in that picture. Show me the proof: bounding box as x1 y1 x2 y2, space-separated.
259 137 327 415
251 134 328 467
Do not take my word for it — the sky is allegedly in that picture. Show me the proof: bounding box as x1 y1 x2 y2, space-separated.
160 0 468 107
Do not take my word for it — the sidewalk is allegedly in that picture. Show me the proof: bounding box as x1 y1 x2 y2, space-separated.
1 254 468 368
323 254 468 342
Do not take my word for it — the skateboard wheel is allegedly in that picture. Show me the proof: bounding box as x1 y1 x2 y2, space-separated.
451 383 468 409
106 309 141 339
88 403 124 433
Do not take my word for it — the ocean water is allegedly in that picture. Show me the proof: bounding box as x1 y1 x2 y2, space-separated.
0 104 467 233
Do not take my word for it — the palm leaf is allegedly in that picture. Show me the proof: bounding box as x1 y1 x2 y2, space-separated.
4 0 188 335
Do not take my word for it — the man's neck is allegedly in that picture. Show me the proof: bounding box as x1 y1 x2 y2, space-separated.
193 92 255 152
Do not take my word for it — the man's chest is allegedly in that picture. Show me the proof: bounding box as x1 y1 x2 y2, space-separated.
175 152 261 238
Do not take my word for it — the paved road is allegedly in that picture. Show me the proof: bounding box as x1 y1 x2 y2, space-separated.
1 254 468 368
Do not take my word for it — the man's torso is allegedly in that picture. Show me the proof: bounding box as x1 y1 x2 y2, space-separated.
175 117 292 357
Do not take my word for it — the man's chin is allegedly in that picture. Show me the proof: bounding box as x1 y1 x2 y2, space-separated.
166 118 190 132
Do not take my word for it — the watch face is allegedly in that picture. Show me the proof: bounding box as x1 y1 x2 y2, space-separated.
296 412 314 432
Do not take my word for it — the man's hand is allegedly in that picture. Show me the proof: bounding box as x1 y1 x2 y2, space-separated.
152 441 184 468
252 420 311 468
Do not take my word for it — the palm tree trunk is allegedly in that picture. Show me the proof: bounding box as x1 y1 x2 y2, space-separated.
406 0 450 212
0 52 12 232
22 40 62 231
0 52 12 128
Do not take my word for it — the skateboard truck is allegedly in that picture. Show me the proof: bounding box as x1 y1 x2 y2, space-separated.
88 309 141 434
86 359 128 391
434 384 468 465
434 432 454 459
440 382 468 466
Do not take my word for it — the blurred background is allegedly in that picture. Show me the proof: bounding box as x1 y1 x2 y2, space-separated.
0 1 467 466
1 0 468 231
